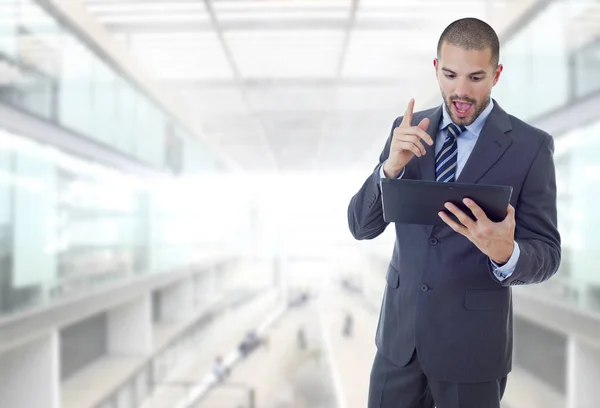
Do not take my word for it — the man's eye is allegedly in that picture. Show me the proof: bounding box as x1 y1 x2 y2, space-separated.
445 74 455 79
472 77 482 81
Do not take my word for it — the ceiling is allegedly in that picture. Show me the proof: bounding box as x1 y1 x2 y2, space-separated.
79 0 526 172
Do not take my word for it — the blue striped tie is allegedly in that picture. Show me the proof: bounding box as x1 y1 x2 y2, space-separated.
435 123 466 182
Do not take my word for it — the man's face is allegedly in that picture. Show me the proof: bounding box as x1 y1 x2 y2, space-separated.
434 42 503 126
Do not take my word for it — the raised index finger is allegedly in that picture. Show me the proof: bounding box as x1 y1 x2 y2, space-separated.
400 98 415 128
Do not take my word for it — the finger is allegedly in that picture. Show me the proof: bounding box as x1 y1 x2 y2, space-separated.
438 211 469 237
409 126 433 146
395 140 423 157
400 98 415 128
393 134 426 154
507 204 515 217
394 126 433 148
444 202 476 229
503 204 516 223
462 198 488 221
417 118 434 145
393 135 426 156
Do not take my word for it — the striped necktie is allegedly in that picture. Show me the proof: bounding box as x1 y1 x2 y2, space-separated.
435 123 466 182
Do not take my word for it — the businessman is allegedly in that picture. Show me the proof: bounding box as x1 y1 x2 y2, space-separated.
347 18 561 408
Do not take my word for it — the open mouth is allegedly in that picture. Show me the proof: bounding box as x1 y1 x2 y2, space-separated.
452 101 473 118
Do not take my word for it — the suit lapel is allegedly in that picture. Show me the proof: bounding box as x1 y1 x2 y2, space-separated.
456 100 513 184
418 105 443 181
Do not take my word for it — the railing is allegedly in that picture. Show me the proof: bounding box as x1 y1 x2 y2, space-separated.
93 287 272 408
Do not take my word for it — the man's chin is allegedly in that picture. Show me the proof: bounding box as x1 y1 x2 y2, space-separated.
451 113 475 127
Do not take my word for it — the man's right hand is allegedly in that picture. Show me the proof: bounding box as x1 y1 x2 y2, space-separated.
383 98 434 178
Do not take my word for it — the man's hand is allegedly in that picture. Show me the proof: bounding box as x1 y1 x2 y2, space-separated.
439 198 516 264
383 98 434 178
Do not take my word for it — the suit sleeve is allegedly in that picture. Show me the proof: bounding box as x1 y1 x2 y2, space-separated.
494 135 562 286
347 117 400 240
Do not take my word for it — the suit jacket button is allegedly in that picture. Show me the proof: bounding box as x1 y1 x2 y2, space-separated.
420 284 430 292
429 237 438 245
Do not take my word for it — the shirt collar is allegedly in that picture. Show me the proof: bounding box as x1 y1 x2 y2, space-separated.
440 99 494 137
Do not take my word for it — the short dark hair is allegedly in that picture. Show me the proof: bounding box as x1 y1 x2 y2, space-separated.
437 18 500 67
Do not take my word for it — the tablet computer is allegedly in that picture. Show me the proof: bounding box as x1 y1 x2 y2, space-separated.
380 178 513 226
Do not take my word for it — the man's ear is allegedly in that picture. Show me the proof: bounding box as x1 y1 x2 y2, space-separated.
493 64 504 86
433 58 438 69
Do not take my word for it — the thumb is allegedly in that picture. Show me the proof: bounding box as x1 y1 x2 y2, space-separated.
506 204 515 219
417 117 430 131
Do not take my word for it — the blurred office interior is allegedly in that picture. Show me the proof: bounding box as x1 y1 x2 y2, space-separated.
1 0 600 407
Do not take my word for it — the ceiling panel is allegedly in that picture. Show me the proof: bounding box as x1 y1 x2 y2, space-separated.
128 32 234 79
217 10 350 22
176 86 248 115
225 30 345 78
193 113 265 145
333 83 427 111
87 2 207 14
79 0 530 172
341 30 438 78
357 0 500 11
213 0 352 12
244 86 336 112
88 2 209 28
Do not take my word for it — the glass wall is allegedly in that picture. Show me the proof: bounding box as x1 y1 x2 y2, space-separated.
0 0 228 317
493 1 570 118
0 126 243 318
0 0 218 173
527 118 600 314
572 38 600 99
493 0 600 314
494 0 600 120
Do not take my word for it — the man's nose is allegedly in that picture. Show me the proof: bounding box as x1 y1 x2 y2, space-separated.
455 78 471 98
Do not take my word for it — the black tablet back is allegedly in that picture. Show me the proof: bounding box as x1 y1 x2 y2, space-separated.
381 178 513 226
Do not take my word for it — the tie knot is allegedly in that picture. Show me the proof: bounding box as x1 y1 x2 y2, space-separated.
447 123 466 139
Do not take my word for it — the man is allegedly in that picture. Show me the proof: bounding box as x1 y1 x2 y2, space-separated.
212 355 229 382
347 18 561 408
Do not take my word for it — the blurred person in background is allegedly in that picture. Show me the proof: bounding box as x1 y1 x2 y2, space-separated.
212 355 229 382
342 310 354 338
348 17 561 408
239 329 268 356
297 325 307 350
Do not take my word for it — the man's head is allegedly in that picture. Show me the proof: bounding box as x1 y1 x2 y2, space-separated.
434 18 503 126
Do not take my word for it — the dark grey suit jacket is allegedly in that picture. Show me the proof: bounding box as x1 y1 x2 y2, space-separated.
347 100 561 383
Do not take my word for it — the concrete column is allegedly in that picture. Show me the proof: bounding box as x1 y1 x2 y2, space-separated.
0 332 60 408
160 278 194 322
108 294 152 355
567 337 600 408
